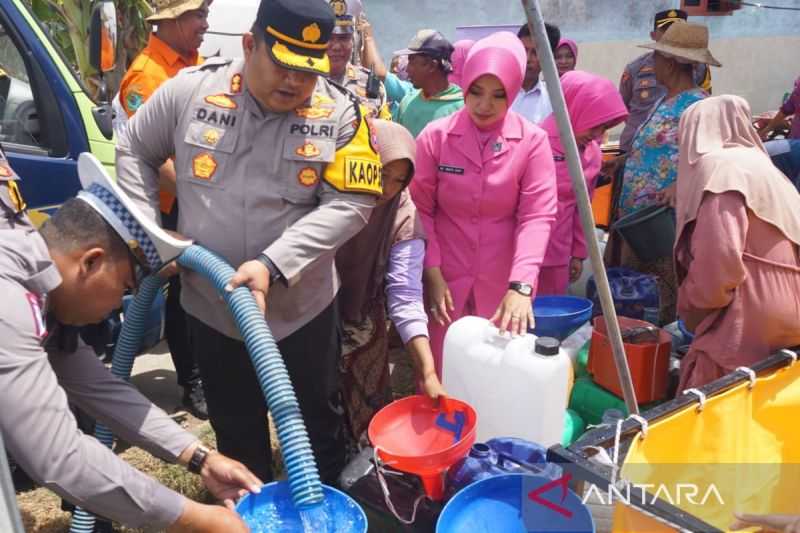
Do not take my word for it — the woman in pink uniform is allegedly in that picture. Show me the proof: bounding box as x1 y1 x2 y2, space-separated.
538 71 628 295
675 95 800 391
410 31 557 377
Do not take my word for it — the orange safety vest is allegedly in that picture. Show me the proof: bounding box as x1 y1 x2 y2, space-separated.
119 33 201 214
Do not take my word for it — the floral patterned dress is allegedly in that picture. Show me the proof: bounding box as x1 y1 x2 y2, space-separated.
612 88 707 324
618 88 708 218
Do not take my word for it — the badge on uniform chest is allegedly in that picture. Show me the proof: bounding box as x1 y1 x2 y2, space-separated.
438 164 465 175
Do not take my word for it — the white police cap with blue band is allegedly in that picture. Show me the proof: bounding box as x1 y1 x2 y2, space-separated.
76 153 192 271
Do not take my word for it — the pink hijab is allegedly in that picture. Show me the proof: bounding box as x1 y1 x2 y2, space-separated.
557 39 578 61
676 95 800 250
448 39 475 88
461 31 526 109
540 70 628 179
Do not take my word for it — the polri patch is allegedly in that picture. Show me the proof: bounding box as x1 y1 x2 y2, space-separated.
193 153 218 180
298 167 319 187
289 122 335 137
0 163 12 178
438 165 464 175
344 157 382 194
205 94 238 109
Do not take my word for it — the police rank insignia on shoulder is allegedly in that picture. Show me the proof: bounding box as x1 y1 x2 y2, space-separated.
298 167 319 187
296 142 321 158
230 73 243 94
296 107 335 119
205 94 238 109
193 153 218 180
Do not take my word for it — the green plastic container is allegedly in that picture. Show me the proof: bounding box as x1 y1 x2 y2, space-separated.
562 409 586 446
612 205 676 262
575 344 591 379
568 377 628 426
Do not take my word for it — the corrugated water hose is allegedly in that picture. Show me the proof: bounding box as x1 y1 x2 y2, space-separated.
70 245 323 532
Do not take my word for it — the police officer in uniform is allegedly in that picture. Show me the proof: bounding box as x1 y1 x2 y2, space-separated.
617 9 712 154
116 0 383 484
327 0 391 119
0 155 260 532
0 148 30 229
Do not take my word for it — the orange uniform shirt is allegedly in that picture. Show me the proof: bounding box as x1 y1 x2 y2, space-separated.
119 33 201 213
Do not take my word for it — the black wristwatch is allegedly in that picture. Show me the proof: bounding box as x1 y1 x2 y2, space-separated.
188 444 212 474
256 253 284 285
509 281 533 297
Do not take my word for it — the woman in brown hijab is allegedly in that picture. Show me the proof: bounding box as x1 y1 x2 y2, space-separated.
337 119 446 447
675 95 800 392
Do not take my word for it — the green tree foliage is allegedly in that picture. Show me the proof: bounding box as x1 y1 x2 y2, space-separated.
23 0 151 97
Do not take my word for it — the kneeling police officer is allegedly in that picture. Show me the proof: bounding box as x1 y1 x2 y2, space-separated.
0 156 260 532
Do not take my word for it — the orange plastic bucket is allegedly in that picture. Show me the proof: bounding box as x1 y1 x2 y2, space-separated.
592 183 613 228
588 316 671 404
594 146 624 228
368 395 477 501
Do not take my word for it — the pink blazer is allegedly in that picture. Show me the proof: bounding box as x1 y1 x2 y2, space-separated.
542 139 602 267
410 108 557 318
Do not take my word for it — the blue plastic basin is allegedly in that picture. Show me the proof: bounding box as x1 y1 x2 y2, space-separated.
236 481 367 533
531 296 594 341
438 473 594 533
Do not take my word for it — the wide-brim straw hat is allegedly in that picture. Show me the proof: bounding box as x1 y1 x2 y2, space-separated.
638 20 722 67
146 0 207 22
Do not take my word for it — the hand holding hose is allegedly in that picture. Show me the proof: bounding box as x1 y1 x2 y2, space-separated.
226 260 271 313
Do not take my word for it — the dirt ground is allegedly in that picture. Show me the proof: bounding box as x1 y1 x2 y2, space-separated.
14 339 414 533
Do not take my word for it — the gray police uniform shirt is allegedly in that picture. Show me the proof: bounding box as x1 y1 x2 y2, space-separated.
0 230 196 529
334 62 391 120
0 148 32 229
618 51 710 153
116 57 377 341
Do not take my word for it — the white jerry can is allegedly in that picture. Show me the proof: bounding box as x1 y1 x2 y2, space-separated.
442 316 572 446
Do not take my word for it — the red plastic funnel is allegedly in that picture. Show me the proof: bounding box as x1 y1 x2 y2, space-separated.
368 395 477 501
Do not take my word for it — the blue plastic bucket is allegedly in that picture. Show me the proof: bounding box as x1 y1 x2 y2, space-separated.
531 296 594 341
236 481 367 533
437 474 594 533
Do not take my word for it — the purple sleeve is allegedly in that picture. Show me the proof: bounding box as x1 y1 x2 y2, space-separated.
780 81 800 116
385 238 429 343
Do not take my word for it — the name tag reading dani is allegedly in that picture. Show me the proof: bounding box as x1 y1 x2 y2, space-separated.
438 165 465 175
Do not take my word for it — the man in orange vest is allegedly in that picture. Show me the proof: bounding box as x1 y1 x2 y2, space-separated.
118 0 211 419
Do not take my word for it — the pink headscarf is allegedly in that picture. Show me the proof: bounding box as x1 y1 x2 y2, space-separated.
676 95 800 252
540 70 628 178
461 31 526 106
448 39 475 88
557 38 578 61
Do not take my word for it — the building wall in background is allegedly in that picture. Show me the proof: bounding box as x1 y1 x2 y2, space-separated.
201 0 798 115
365 0 797 113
